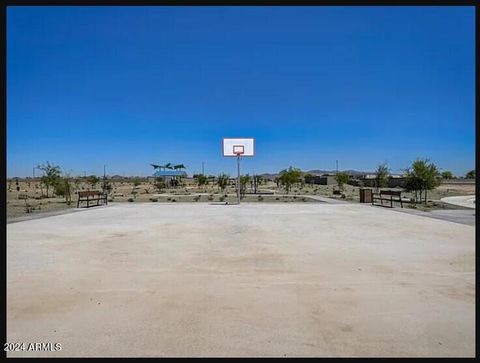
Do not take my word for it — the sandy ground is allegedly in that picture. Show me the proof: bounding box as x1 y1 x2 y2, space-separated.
7 179 475 221
7 203 474 357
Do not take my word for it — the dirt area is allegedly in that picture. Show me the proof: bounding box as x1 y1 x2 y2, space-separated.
6 178 475 221
7 203 475 357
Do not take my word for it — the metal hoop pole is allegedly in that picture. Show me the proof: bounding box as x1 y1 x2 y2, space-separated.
237 155 241 204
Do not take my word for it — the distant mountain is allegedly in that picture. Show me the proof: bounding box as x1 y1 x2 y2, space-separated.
258 173 279 179
306 169 373 176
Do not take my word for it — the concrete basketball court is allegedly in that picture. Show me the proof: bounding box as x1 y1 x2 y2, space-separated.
7 202 475 357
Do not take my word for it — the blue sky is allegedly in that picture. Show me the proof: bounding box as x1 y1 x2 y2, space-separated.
7 6 475 177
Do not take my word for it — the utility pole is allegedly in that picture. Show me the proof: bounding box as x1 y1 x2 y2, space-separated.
202 162 205 175
33 166 35 178
336 160 338 175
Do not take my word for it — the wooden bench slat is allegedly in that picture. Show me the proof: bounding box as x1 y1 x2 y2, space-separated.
372 190 403 208
77 190 108 208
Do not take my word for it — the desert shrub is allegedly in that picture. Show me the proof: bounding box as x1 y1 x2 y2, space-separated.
155 179 167 191
217 173 230 192
171 199 176 202
301 198 306 202
167 197 171 201
195 174 208 187
258 195 264 201
275 197 280 200
219 196 225 202
293 196 297 199
193 195 201 202
150 198 158 202
335 172 350 191
127 198 134 202
208 196 214 201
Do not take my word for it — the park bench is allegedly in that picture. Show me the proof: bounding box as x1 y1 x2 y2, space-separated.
77 191 108 208
372 190 403 208
18 193 29 200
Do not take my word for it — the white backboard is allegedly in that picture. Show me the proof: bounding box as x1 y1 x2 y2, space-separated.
222 138 255 157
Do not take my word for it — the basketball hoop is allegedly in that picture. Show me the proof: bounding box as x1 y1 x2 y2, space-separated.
222 138 255 204
222 138 254 157
233 145 245 156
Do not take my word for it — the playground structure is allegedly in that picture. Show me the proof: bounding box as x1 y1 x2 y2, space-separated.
151 163 187 187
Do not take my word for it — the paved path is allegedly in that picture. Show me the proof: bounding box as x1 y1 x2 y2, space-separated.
382 206 475 226
440 196 475 209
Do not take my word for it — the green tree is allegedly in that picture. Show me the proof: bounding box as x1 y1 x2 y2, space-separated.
279 167 302 194
217 173 230 192
441 171 454 179
253 175 264 193
404 175 424 204
54 175 73 205
374 162 390 191
195 174 208 188
465 170 475 179
335 172 349 191
37 161 61 197
404 158 441 204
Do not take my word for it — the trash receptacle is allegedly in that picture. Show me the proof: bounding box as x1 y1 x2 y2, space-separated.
359 188 372 203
